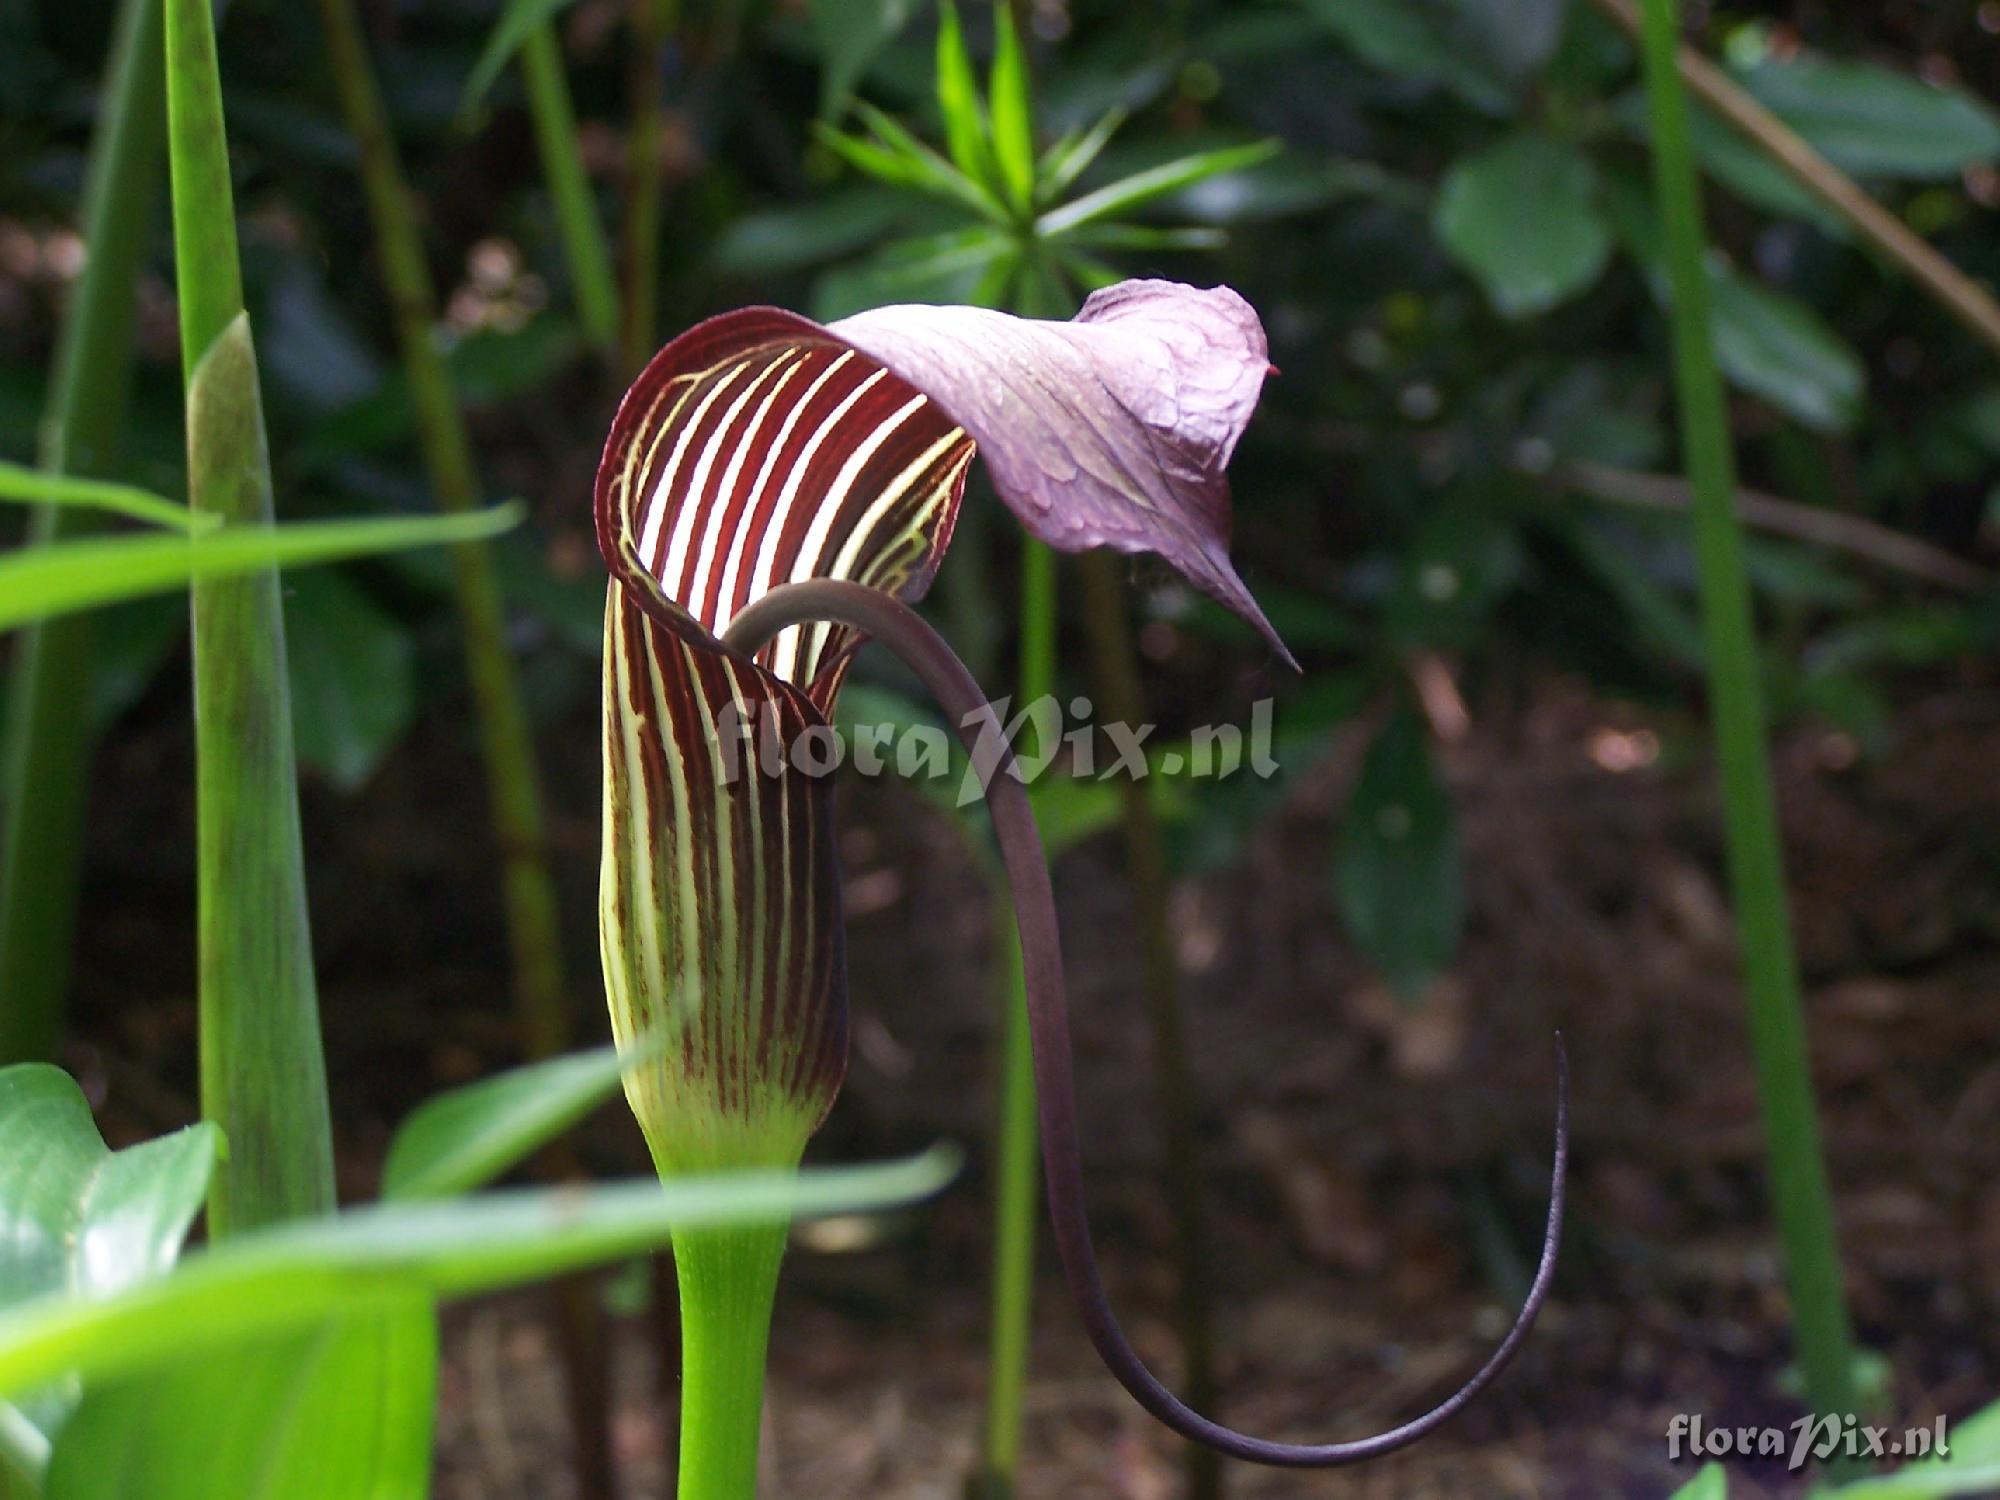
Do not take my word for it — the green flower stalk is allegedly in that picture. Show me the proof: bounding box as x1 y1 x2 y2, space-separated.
597 283 1567 1496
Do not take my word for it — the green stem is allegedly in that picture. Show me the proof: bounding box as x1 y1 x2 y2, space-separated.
167 0 336 1235
518 23 620 355
0 0 166 1065
1637 0 1859 1432
671 1222 787 1500
1075 551 1221 1500
978 537 1055 1496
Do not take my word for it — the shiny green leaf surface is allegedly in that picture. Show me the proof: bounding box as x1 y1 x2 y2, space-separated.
1741 56 2000 181
1434 134 1612 318
283 570 416 792
382 1039 669 1201
0 505 522 634
0 1066 215 1313
0 1147 960 1401
45 1299 437 1500
0 463 208 533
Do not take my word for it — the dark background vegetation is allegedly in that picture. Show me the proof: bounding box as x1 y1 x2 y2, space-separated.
4 0 2000 1494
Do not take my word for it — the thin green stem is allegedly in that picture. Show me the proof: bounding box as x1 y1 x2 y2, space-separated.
1637 0 1859 1432
518 23 620 355
671 1222 787 1500
0 0 166 1065
167 0 336 1235
978 536 1055 1497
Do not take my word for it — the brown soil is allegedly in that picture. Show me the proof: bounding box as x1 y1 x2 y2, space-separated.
68 674 2000 1500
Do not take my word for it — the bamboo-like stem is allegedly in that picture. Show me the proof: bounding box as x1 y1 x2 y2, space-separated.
312 5 614 1490
166 0 336 1235
1637 0 1860 1434
0 0 166 1065
670 1222 788 1500
518 23 620 355
977 537 1055 1498
621 0 680 374
1590 0 2000 361
1075 551 1222 1500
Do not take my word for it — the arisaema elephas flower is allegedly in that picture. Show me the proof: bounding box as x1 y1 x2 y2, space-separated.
598 278 1565 1471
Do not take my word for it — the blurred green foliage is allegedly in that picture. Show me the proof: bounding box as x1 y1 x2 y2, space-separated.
4 0 1998 996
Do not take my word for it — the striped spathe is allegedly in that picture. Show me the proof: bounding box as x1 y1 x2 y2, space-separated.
596 281 1281 1173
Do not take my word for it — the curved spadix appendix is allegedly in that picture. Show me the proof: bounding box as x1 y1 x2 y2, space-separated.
595 279 1565 1462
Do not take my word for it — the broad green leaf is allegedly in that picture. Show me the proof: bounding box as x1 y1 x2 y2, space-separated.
1037 138 1281 237
1709 266 1865 433
283 570 416 793
0 1066 216 1312
1670 1465 1727 1500
1297 0 1513 114
1433 134 1611 318
0 504 522 633
0 462 210 532
46 1298 436 1500
0 1147 959 1400
1740 56 2000 181
933 0 997 192
812 0 920 117
459 0 582 116
708 188 910 278
1333 708 1463 997
809 227 1013 320
1172 152 1417 223
1610 90 1847 235
1064 223 1226 253
382 1038 669 1201
0 1065 216 1445
987 1 1035 212
1815 1400 2000 1498
1604 172 1865 432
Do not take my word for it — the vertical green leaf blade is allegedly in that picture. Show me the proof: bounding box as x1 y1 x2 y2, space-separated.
1333 708 1463 999
163 0 244 383
987 2 1035 211
182 312 337 1237
45 1300 437 1500
1637 0 1859 1433
934 0 996 191
0 0 167 1068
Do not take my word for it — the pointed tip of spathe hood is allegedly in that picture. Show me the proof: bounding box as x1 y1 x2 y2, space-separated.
828 278 1295 666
